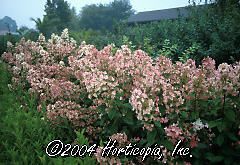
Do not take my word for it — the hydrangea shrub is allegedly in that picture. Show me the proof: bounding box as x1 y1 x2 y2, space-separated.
2 29 240 164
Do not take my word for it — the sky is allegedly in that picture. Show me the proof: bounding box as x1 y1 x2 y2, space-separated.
0 0 198 29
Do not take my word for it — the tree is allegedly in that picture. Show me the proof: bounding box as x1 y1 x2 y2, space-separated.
30 18 42 32
188 0 240 64
110 0 134 20
79 0 134 31
190 0 240 7
32 0 75 37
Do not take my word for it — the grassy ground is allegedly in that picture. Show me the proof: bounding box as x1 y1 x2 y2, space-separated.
0 61 95 164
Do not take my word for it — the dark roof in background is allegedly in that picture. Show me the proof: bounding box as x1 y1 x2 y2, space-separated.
127 6 190 23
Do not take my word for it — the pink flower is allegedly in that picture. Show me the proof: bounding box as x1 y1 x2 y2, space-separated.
164 124 184 143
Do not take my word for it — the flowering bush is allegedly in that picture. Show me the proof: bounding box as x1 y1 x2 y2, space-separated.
2 29 240 164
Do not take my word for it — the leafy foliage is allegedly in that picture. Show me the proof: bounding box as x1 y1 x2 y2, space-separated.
79 0 134 31
0 62 95 164
32 0 76 37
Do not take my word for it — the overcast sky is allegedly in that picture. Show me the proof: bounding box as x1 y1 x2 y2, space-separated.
0 0 199 29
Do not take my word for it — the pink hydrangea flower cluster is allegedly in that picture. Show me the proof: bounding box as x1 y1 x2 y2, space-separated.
2 29 240 153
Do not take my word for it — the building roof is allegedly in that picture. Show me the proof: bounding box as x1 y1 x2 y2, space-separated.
127 6 189 23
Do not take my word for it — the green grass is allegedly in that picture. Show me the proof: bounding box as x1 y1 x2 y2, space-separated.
0 62 96 165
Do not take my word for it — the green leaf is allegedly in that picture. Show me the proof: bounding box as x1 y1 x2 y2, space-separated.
123 115 134 125
108 109 117 120
161 139 174 150
217 121 226 132
153 121 162 129
206 153 224 163
147 130 157 145
208 120 221 128
227 132 238 142
111 118 120 132
122 103 132 110
191 111 199 119
180 111 188 118
225 110 235 122
216 134 224 146
196 143 208 149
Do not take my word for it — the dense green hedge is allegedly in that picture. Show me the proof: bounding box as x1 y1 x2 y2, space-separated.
69 4 240 65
